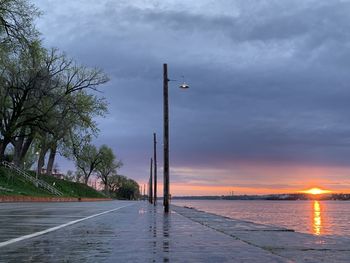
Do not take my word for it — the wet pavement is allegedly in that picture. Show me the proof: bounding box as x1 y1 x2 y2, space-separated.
0 201 290 262
0 201 133 244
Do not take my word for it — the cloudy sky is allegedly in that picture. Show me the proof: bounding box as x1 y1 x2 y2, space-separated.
33 0 350 195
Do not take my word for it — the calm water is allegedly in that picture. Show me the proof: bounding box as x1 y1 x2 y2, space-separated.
172 200 350 237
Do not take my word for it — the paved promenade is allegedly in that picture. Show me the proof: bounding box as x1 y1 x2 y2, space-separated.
0 201 349 262
0 201 289 262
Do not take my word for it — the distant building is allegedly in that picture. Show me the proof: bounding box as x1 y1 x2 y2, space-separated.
40 168 64 179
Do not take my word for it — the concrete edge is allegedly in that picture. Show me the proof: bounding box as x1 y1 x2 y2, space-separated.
0 196 112 202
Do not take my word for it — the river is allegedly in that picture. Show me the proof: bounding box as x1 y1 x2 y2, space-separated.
172 200 350 237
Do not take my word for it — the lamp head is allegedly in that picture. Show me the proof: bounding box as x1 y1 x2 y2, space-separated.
179 76 189 89
179 82 189 89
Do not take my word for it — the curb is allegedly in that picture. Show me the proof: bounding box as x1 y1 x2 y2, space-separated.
0 196 112 203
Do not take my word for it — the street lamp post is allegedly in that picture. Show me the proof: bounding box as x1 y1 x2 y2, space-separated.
163 64 170 213
153 133 157 205
149 157 153 204
163 63 189 213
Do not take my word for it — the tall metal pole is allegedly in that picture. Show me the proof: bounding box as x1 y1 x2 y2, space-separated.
153 133 157 205
149 158 153 204
163 63 170 213
144 184 146 200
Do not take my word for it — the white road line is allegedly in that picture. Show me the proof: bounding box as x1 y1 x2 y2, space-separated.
0 203 135 248
0 215 84 218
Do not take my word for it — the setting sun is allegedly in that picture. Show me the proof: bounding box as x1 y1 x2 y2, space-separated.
302 188 331 195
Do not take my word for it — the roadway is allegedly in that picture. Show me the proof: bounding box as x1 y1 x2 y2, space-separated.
0 201 289 262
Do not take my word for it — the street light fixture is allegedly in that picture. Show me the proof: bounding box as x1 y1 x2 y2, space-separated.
163 63 189 213
179 76 190 89
179 83 190 89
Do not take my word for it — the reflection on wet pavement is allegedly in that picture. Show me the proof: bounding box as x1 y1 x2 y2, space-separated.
0 202 132 242
162 213 170 262
0 201 290 262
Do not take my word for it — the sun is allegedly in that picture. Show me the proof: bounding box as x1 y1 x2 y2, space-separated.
302 188 331 195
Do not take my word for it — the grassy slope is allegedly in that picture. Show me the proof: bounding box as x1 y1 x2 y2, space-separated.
0 167 105 198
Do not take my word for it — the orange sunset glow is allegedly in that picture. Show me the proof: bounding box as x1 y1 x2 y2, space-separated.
141 183 339 196
160 164 350 196
301 188 332 195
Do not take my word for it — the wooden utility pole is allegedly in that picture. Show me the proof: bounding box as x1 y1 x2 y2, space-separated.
163 63 170 213
149 158 153 204
153 133 157 205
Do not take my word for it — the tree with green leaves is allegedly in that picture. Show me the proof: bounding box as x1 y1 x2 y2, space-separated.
107 174 140 200
36 89 107 175
0 0 111 181
0 44 108 164
0 40 45 161
0 0 39 45
95 145 122 194
71 137 102 185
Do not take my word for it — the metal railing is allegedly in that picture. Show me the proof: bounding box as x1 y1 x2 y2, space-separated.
1 161 63 196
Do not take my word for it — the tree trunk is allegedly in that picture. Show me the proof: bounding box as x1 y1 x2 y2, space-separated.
0 141 5 162
104 178 109 195
84 174 89 185
19 133 35 167
12 137 24 166
12 127 27 166
0 138 10 162
37 133 49 175
46 144 57 176
37 147 48 175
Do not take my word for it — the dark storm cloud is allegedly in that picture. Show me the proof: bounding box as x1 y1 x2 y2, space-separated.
34 0 350 186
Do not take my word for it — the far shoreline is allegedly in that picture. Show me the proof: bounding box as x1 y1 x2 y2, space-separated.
172 193 350 201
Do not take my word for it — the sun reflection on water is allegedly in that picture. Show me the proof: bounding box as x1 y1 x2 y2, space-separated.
313 201 322 235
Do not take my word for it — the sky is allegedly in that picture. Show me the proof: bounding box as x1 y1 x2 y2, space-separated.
33 0 350 195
